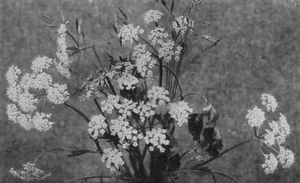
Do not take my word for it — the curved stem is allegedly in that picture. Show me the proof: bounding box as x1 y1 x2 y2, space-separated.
34 148 68 164
200 138 257 166
64 102 103 154
183 91 208 104
212 170 239 183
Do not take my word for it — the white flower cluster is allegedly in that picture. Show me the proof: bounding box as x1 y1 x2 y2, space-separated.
245 106 266 128
110 117 143 148
117 24 144 45
147 27 182 62
101 95 120 114
172 16 194 36
88 114 107 139
262 153 278 174
132 44 156 78
55 23 73 78
262 146 295 174
277 146 295 168
133 101 156 122
169 101 193 126
264 113 291 146
261 93 278 112
101 148 125 172
6 56 69 131
144 128 170 152
246 94 295 174
9 162 50 182
147 86 170 105
101 95 137 118
148 27 169 45
144 10 163 24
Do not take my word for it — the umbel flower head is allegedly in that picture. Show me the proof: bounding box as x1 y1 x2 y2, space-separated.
101 148 125 172
6 56 69 131
117 24 144 45
245 93 295 174
9 162 51 182
144 10 163 24
245 106 265 128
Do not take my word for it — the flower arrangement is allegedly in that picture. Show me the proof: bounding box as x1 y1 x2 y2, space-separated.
6 0 295 183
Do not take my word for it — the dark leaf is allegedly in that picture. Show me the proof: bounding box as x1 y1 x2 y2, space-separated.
118 7 128 20
188 113 203 141
67 46 79 51
202 35 218 42
201 127 223 157
167 153 181 171
160 0 168 8
113 25 118 33
67 150 92 157
171 0 175 12
75 17 79 33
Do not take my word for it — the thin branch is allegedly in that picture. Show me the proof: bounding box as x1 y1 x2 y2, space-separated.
183 91 208 104
66 30 80 47
200 138 256 166
64 102 103 154
92 45 103 66
64 102 89 122
34 148 68 164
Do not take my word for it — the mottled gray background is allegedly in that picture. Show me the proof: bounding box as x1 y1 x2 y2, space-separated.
0 0 299 182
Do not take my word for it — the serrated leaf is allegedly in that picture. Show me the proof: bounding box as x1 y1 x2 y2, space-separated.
188 113 203 141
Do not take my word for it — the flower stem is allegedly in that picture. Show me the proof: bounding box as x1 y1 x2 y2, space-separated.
64 102 103 154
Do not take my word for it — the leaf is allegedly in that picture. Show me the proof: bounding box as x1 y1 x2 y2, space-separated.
171 0 175 12
118 7 128 20
113 25 118 33
67 150 92 157
167 153 181 171
75 17 79 33
201 35 218 42
201 127 223 157
160 0 167 8
188 113 203 141
67 46 79 51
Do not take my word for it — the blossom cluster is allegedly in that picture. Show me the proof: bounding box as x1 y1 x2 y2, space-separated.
88 114 107 139
245 93 295 174
117 24 144 45
144 10 163 24
144 128 170 152
132 44 156 78
169 101 193 126
55 23 73 78
6 56 69 131
9 162 50 182
101 148 125 172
